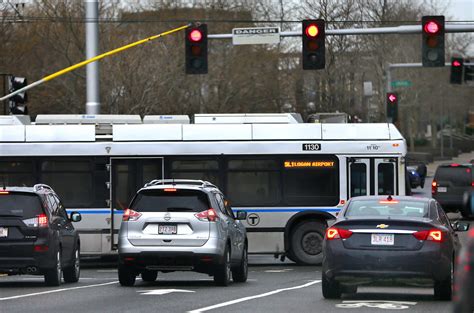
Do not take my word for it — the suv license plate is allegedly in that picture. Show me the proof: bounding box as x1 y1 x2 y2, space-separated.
0 227 8 238
371 233 394 245
437 187 447 192
158 225 177 235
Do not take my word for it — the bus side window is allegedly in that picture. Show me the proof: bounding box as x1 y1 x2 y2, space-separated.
350 163 367 197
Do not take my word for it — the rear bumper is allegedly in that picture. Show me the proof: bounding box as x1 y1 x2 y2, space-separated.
0 251 57 274
323 241 451 285
434 195 463 211
118 236 226 274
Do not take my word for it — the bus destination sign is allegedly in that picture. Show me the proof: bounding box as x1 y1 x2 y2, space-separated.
284 161 335 168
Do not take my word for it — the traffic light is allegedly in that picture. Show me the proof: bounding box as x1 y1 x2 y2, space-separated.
422 16 445 67
185 24 208 74
302 19 325 70
386 92 398 123
450 57 463 84
8 76 28 115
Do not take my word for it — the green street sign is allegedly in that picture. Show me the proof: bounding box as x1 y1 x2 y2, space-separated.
391 80 412 87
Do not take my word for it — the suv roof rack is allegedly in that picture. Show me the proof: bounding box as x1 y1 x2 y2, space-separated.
33 184 53 192
144 179 218 189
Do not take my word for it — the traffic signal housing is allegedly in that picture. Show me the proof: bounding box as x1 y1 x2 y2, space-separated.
8 76 28 115
185 24 208 74
422 16 445 67
386 92 398 123
450 57 463 84
302 19 325 70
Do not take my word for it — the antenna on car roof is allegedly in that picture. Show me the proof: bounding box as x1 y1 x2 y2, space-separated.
387 194 393 201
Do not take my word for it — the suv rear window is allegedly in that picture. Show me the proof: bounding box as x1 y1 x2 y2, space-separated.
434 166 472 186
0 193 44 218
130 189 210 213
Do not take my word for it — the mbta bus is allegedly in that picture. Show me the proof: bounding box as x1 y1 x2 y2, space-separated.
0 113 407 265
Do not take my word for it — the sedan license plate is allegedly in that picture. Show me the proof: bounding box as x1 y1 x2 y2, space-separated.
0 227 7 238
371 233 394 245
437 187 447 192
158 225 177 235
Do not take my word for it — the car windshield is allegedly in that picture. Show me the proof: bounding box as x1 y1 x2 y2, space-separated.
0 192 44 218
130 189 210 213
345 199 429 218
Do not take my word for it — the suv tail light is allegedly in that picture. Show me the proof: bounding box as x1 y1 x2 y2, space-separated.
412 229 444 242
22 214 49 228
325 227 353 240
123 209 142 221
194 208 219 222
431 181 437 195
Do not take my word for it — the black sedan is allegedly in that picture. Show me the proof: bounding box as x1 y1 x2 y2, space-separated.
322 195 469 300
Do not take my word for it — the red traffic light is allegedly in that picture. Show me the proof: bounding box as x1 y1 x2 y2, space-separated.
388 93 397 103
189 29 203 42
305 24 319 38
423 21 440 34
452 60 462 67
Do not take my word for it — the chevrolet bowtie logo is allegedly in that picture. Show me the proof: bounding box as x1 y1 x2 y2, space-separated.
376 224 389 229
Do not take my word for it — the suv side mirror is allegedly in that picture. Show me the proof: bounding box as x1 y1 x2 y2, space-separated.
70 212 82 222
236 211 247 221
452 221 470 232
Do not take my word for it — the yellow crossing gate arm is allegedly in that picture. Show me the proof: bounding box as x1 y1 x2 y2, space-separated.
0 23 192 102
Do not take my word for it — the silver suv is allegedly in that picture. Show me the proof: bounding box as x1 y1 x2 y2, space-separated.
118 179 248 286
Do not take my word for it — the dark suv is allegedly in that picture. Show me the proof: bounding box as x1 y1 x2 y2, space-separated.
0 184 81 286
432 163 473 216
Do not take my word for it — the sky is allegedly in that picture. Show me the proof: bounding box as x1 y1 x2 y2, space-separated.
447 0 474 20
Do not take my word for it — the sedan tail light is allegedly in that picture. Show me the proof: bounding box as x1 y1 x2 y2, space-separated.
122 209 142 221
325 227 353 240
412 229 444 242
431 181 437 195
194 208 219 222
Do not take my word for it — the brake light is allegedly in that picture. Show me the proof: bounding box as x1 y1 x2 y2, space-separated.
34 244 49 252
164 188 177 192
37 214 48 227
432 181 437 195
0 191 9 195
412 229 443 242
122 209 142 221
451 163 460 167
325 227 353 240
194 208 219 222
379 200 399 204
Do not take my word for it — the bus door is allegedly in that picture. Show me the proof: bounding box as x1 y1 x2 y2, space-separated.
110 157 164 250
374 158 397 196
348 158 398 198
348 158 370 197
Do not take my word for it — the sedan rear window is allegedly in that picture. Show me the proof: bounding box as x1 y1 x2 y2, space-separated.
130 189 210 213
345 200 429 218
0 193 44 218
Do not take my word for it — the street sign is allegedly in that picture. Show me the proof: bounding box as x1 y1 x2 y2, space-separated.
391 80 412 87
232 27 280 45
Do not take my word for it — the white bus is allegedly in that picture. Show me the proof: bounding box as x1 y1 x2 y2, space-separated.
0 113 407 264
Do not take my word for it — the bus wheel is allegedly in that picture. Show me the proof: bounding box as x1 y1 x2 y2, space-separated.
289 221 325 265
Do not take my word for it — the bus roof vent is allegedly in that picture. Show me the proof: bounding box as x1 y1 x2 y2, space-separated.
0 115 31 125
34 115 142 136
194 113 303 124
143 115 190 124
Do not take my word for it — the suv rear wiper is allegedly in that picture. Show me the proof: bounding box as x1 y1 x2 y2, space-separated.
166 207 195 212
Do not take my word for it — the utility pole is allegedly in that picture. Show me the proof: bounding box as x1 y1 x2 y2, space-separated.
85 0 100 114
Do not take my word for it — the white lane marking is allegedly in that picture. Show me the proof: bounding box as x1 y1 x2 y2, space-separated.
0 281 118 301
264 269 293 273
188 280 321 313
138 289 195 295
336 300 417 310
